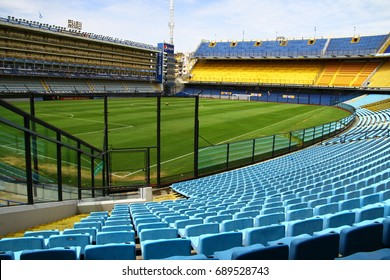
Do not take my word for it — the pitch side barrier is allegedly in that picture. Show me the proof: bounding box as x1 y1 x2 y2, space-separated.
0 99 107 206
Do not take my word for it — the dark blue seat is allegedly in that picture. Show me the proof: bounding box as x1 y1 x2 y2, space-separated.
20 247 79 260
84 243 136 260
232 243 289 260
339 222 384 257
289 233 340 260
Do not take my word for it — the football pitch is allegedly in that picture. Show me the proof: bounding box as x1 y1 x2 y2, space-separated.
9 97 350 184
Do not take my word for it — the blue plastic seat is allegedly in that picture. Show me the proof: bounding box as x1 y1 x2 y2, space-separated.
0 236 45 256
84 243 136 260
24 229 60 239
48 234 91 255
286 216 323 237
213 243 264 260
232 243 289 260
323 211 356 228
191 231 243 256
219 218 253 232
63 228 98 243
242 224 285 246
183 223 219 238
101 225 133 232
339 222 384 257
74 221 102 232
20 246 79 260
142 238 192 260
355 205 385 223
337 248 390 260
289 233 340 260
0 251 15 260
286 208 313 221
139 228 178 243
96 230 135 245
254 213 285 227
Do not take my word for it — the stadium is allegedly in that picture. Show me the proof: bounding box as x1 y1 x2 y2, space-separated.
0 4 390 264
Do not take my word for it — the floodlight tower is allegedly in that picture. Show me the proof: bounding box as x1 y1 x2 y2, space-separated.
168 0 174 45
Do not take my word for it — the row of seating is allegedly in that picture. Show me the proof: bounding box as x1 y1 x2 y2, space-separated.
194 34 387 58
0 77 157 94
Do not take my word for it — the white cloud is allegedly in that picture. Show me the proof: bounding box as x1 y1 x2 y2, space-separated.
0 0 389 52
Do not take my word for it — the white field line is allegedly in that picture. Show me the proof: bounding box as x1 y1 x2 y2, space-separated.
40 113 131 127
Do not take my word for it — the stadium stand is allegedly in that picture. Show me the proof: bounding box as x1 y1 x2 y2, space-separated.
1 12 390 261
0 16 161 96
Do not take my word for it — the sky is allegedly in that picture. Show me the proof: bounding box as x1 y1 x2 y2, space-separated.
0 0 389 53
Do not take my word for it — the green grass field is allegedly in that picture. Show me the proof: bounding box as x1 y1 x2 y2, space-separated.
5 97 350 185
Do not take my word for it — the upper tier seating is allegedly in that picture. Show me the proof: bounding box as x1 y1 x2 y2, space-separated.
194 35 387 59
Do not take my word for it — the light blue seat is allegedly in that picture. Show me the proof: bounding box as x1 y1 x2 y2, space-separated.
74 221 102 232
263 202 283 209
24 229 60 239
81 217 106 225
193 212 218 219
63 228 98 243
355 205 385 223
213 243 264 260
20 246 79 260
242 224 285 246
285 202 308 211
101 225 133 232
48 234 91 255
139 228 178 243
314 203 339 215
0 236 45 259
308 198 328 209
96 231 135 245
191 231 243 256
360 194 380 207
328 194 345 203
218 209 240 216
286 216 323 237
175 218 203 236
142 238 192 260
283 198 302 206
90 211 109 217
323 211 356 228
105 220 132 227
134 217 161 229
233 210 260 219
241 205 262 212
220 218 254 232
85 243 136 260
163 215 189 225
261 206 285 215
204 214 232 224
254 213 285 227
345 190 360 199
137 222 169 233
184 209 204 217
338 198 361 211
286 208 313 221
183 223 219 238
379 190 390 201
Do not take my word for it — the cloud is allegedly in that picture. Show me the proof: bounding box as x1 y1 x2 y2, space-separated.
0 0 389 52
